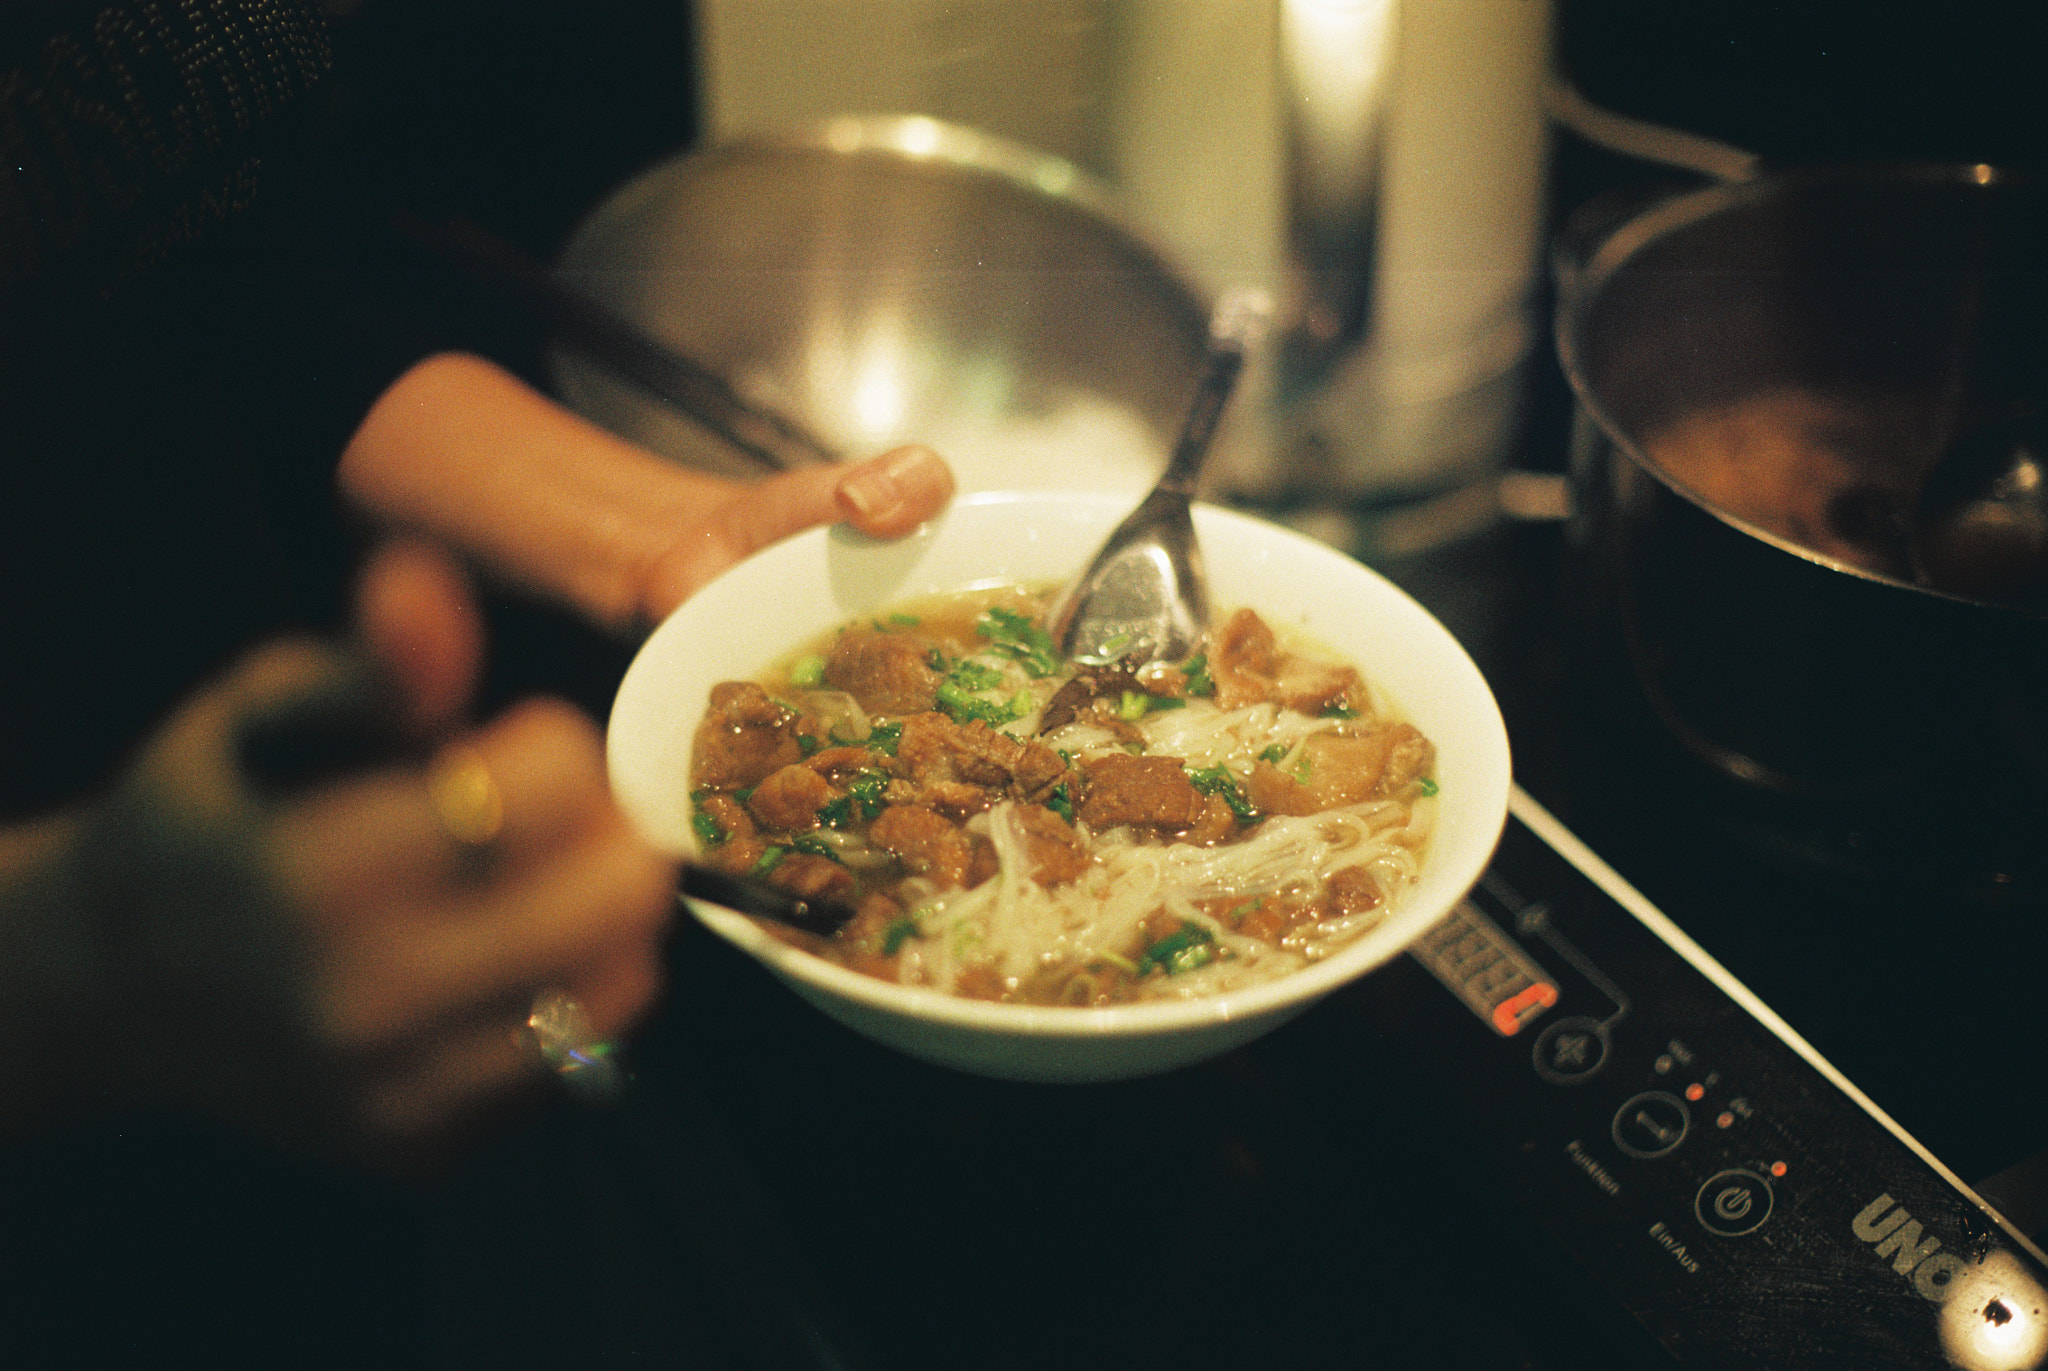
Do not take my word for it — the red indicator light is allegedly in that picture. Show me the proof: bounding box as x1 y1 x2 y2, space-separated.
1771 1161 1788 1178
1716 1111 1735 1129
1490 981 1559 1036
1685 1082 1705 1102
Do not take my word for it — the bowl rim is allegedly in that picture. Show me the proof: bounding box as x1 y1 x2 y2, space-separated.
611 489 1512 1039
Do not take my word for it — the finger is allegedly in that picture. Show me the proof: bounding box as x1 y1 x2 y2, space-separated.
638 444 955 623
428 819 676 1015
274 697 615 909
353 538 484 738
450 698 615 871
834 444 957 538
318 813 674 1051
358 911 666 1137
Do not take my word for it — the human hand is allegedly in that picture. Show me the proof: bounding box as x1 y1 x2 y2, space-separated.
73 542 674 1170
337 352 957 636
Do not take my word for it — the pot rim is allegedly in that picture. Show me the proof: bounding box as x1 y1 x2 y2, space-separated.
1553 161 2047 620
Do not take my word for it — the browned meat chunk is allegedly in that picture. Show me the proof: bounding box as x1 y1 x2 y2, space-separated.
703 833 772 877
1182 791 1241 845
1298 723 1434 807
1037 664 1138 734
693 682 804 790
1012 802 1089 885
1209 608 1366 714
1324 865 1383 918
921 779 995 820
1078 754 1203 831
1270 659 1365 714
824 629 941 715
747 763 835 831
1230 892 1315 943
870 804 975 888
1377 723 1436 794
694 792 757 845
892 711 1071 807
1244 722 1436 814
767 851 857 904
803 745 874 778
1244 759 1319 817
1040 695 1149 747
1212 608 1281 708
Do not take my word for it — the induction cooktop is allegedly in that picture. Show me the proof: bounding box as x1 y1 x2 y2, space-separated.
1359 785 2048 1370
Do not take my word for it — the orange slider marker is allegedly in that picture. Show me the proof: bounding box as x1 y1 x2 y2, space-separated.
1491 981 1560 1036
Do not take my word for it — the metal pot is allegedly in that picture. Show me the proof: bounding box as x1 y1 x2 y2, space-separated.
1554 163 2048 902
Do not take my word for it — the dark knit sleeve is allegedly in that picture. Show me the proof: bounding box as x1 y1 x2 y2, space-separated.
0 0 332 289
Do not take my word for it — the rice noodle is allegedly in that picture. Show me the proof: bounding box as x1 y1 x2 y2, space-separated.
696 587 1437 1006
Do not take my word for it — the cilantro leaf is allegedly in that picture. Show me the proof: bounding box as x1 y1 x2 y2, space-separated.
1136 921 1215 976
1187 762 1258 822
976 606 1061 677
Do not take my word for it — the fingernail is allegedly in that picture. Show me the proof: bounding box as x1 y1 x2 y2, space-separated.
839 445 938 521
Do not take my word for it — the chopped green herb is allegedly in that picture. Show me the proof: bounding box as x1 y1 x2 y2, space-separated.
1181 652 1214 697
749 846 786 876
936 677 1029 726
1117 690 1152 722
788 654 826 687
1136 921 1215 976
1320 699 1359 719
948 659 1006 691
976 606 1061 677
881 917 921 956
1187 763 1258 822
819 769 890 829
796 733 821 757
1419 776 1439 797
734 785 757 805
1258 743 1290 765
691 811 728 845
887 612 921 627
847 770 889 818
1046 781 1075 824
866 720 903 756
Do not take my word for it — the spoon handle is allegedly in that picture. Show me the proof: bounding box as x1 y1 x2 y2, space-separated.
1156 291 1267 498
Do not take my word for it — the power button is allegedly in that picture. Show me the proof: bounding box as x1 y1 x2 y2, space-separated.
1696 1168 1775 1237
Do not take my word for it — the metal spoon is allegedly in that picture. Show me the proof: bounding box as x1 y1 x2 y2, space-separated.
1908 407 2048 613
1045 294 1266 665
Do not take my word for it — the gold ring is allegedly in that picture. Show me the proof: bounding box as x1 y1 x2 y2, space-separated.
426 743 504 847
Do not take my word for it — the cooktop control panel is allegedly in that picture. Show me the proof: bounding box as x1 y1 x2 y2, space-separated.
1364 788 2048 1371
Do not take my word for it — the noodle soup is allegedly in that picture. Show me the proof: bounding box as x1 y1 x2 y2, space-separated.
689 586 1435 1007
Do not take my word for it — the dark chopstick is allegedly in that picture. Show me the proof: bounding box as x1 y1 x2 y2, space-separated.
678 865 861 938
390 208 842 474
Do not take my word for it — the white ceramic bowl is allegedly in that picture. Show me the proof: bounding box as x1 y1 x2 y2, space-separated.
607 491 1511 1081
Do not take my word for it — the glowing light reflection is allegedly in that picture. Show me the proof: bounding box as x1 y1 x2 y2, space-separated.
1939 1250 2048 1371
852 356 908 438
899 116 943 158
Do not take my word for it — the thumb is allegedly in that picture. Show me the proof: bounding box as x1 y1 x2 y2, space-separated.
352 540 485 740
640 444 956 624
